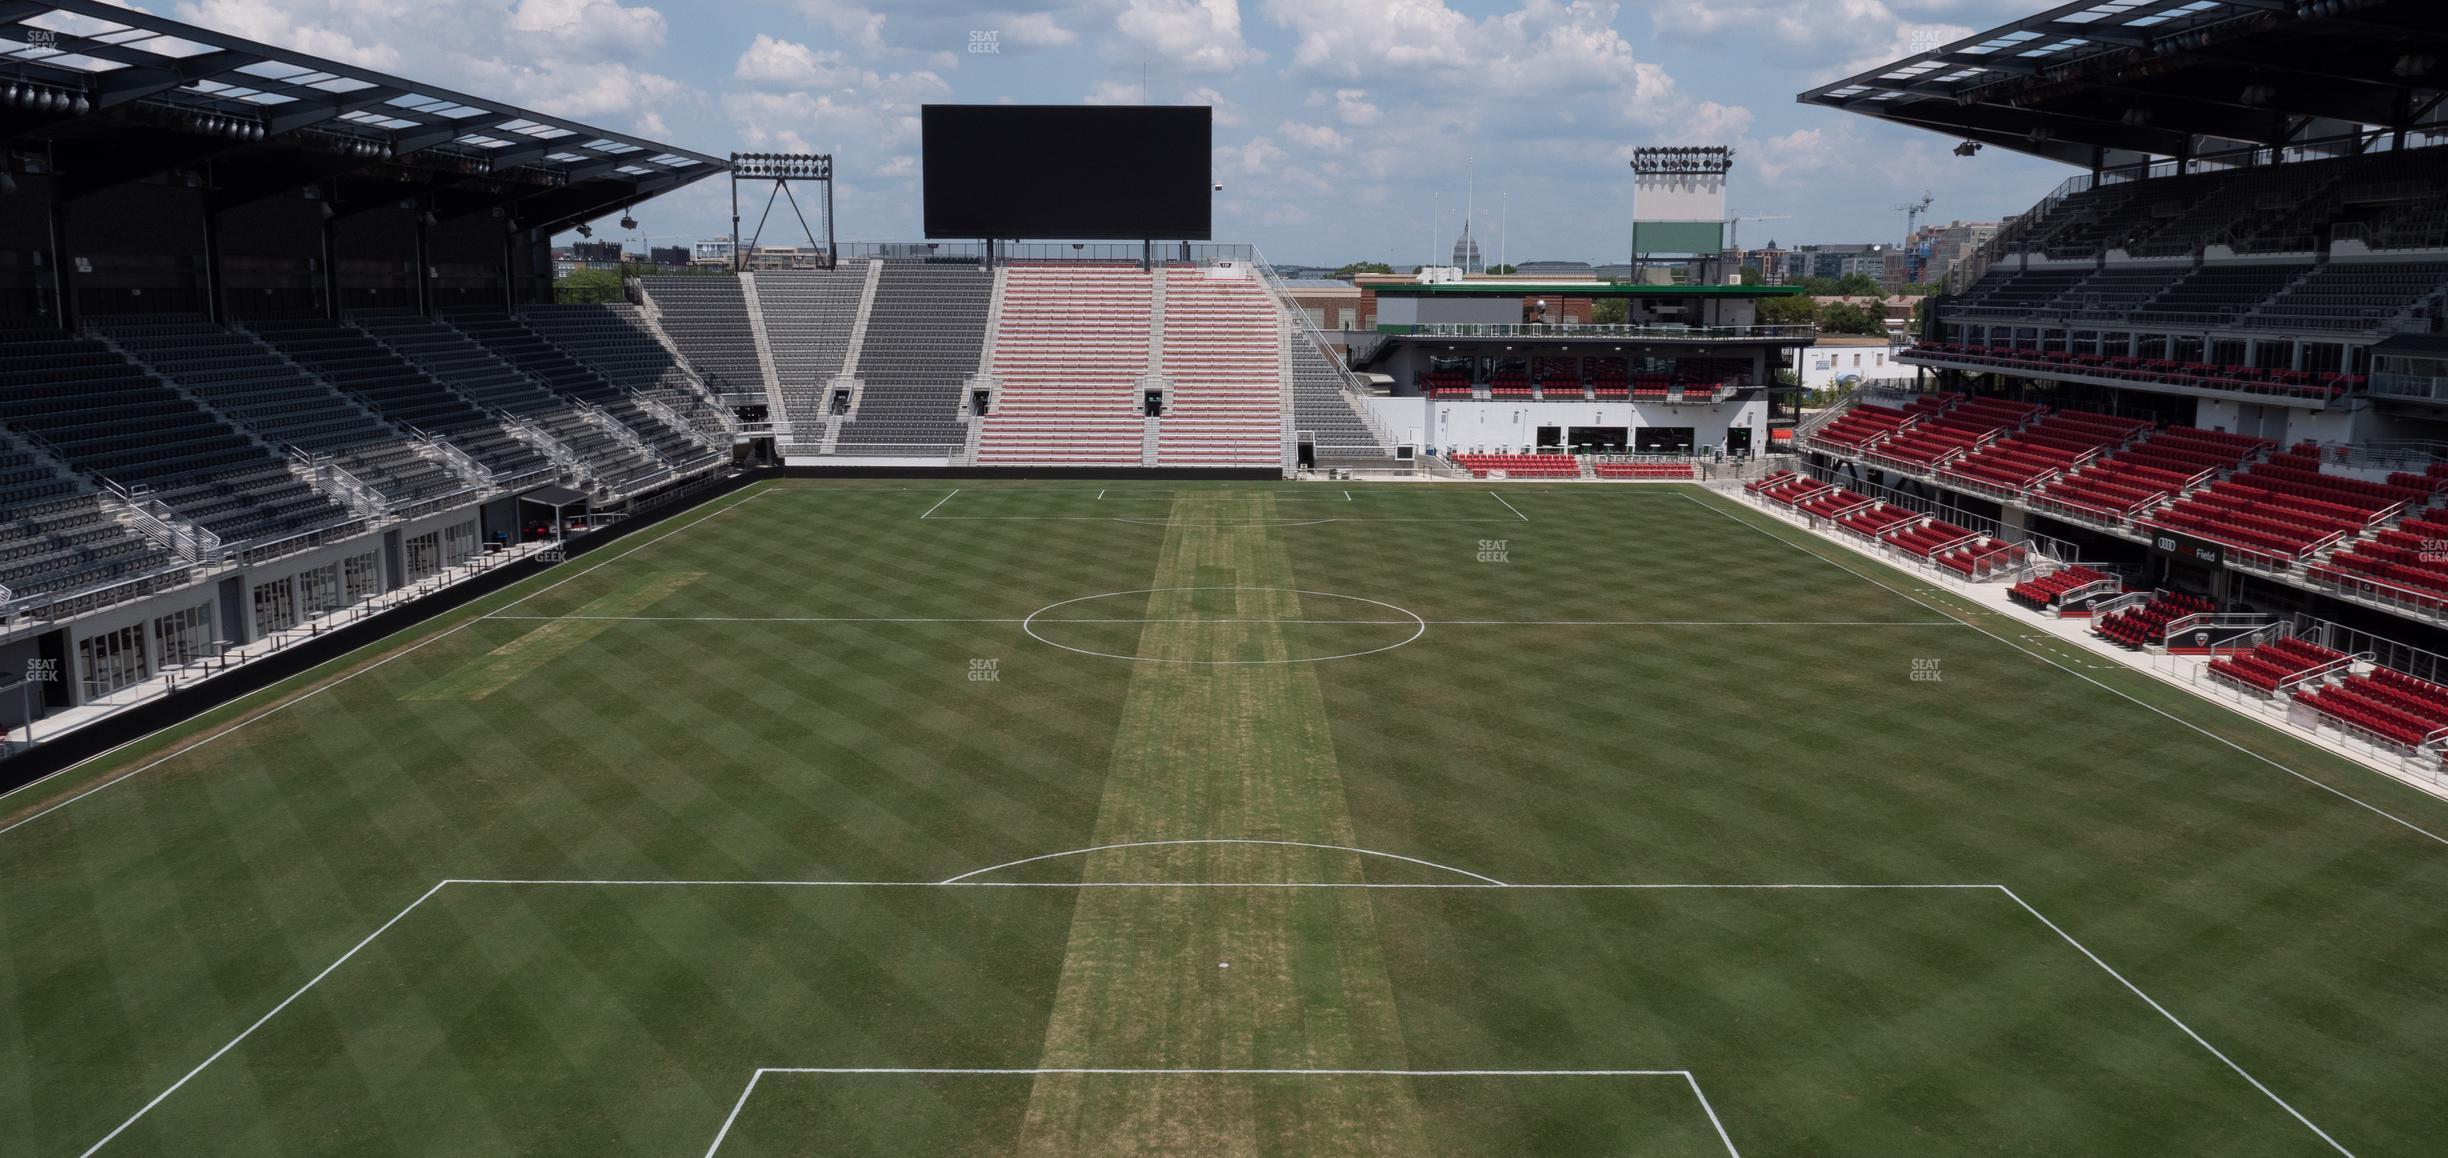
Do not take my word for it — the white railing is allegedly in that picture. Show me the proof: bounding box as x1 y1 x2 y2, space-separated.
577 402 660 465
97 481 223 564
413 429 494 490
1250 244 1402 455
500 414 594 489
1399 322 1817 341
290 447 387 521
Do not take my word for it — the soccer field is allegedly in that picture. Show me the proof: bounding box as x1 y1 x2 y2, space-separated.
7 479 2448 1156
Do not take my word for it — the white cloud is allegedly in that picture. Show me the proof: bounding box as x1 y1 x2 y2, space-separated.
172 0 693 130
1330 88 1380 126
1181 85 1244 126
1278 119 1348 152
735 34 878 90
799 0 889 55
506 0 667 58
1001 11 1078 46
1115 0 1262 74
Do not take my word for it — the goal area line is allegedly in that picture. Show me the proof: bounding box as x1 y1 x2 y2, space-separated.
704 1067 1738 1158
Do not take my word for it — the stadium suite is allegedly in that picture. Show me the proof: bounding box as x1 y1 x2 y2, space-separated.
3 0 2448 1155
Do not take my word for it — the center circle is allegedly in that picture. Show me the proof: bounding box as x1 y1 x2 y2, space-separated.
1021 587 1427 665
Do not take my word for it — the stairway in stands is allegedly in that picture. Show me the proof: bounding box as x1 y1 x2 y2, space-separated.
358 313 671 495
102 318 469 505
974 264 1153 467
1156 265 1284 467
833 261 990 458
741 267 869 455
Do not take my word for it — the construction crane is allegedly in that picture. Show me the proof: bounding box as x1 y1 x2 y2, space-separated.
1726 214 1792 252
1895 191 1934 248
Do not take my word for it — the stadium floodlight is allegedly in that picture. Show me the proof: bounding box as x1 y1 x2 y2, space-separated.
619 213 637 231
1953 140 1982 157
574 222 592 237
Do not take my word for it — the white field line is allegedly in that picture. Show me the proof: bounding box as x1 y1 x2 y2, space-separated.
1681 490 2448 852
917 488 961 519
478 614 1960 628
1490 491 1530 522
917 517 1526 527
938 838 1509 886
0 489 774 843
75 881 453 1158
704 1067 1736 1158
1998 886 2348 1156
1684 1071 1742 1157
78 878 2339 1158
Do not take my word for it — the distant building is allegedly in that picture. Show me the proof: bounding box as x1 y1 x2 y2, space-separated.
1792 334 1915 391
692 237 735 266
1451 222 1482 273
1283 279 1372 333
1910 219 2001 284
1799 243 1893 284
648 245 691 267
1746 241 1796 285
1515 260 1595 278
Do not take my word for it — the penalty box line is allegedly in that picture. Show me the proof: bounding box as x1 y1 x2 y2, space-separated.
76 880 2348 1157
705 1067 1736 1158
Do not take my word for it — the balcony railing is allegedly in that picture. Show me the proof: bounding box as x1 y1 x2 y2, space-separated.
1393 323 1817 341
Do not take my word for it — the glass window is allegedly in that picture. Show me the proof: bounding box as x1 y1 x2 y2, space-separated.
77 624 150 700
343 553 381 602
254 576 299 635
299 563 342 618
404 532 442 582
153 604 213 668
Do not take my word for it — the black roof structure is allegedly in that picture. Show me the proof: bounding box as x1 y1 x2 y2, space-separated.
0 0 723 232
1799 0 2448 167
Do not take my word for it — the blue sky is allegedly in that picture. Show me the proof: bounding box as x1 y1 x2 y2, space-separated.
144 0 2078 264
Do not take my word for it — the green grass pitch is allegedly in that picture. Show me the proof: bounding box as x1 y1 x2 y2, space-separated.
5 480 2448 1155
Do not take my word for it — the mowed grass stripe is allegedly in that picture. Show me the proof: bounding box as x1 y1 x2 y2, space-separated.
408 572 704 701
1017 491 1430 1156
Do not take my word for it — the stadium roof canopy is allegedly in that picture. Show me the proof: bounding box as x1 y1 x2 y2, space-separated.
1799 0 2448 167
0 0 724 232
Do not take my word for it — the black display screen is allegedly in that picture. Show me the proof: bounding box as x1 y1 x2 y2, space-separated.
922 105 1212 240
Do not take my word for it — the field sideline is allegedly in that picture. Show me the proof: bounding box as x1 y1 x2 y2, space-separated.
4 479 2446 1156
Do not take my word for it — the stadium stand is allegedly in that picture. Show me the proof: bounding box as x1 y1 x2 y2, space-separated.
975 264 1153 467
244 318 555 486
1811 403 1917 452
356 314 672 494
1833 501 1917 538
748 267 868 451
1288 334 1389 460
1452 454 1578 480
0 327 357 544
2029 426 2271 524
101 319 469 505
2295 667 2448 751
1592 463 1693 480
2140 448 2423 567
2008 565 2120 612
441 312 690 492
2207 637 2352 695
635 277 765 395
514 305 729 470
834 261 990 457
1868 395 2041 470
1746 469 1828 506
1883 516 1979 559
1157 268 1285 467
1938 409 2149 495
2094 591 2215 649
